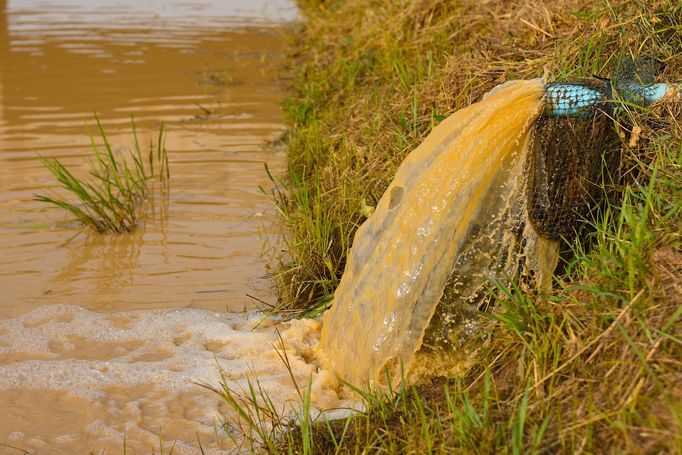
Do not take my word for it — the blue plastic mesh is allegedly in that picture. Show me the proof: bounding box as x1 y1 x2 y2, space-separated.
545 83 607 116
545 81 678 117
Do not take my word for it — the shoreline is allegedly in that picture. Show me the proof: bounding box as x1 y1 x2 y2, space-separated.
256 0 682 452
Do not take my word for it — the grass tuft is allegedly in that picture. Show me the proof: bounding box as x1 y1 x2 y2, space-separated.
36 115 169 233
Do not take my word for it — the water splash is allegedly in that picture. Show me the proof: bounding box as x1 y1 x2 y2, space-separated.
319 79 559 386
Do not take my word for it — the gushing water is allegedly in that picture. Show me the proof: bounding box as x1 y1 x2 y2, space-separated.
319 80 559 386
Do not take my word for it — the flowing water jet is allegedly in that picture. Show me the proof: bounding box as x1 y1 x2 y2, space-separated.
319 79 553 386
318 77 680 387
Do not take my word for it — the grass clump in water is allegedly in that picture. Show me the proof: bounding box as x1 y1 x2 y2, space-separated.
36 115 169 233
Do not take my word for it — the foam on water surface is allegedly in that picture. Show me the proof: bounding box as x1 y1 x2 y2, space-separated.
0 305 352 453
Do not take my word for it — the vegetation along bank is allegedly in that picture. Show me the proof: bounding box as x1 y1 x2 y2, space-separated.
259 0 681 453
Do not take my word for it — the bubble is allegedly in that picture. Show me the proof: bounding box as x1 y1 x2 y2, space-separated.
0 304 356 453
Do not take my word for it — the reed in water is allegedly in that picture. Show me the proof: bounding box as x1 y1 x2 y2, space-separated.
36 116 169 233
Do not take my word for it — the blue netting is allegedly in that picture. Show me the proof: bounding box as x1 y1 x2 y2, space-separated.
545 83 607 116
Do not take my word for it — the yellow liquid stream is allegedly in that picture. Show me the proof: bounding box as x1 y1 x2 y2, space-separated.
319 79 558 386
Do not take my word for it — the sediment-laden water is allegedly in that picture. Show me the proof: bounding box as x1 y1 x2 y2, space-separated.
319 80 560 386
0 0 294 315
0 305 353 453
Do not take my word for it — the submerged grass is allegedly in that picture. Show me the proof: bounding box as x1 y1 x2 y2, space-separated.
218 0 682 453
36 115 169 233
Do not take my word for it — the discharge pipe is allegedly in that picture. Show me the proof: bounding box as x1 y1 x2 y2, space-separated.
544 80 681 116
527 79 680 241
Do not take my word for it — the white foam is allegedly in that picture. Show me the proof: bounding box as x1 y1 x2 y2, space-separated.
0 304 355 453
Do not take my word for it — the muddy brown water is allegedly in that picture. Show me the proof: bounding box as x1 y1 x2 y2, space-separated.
0 0 294 316
0 1 356 454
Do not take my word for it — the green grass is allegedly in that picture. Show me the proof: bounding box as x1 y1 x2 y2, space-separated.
221 138 681 452
36 115 169 233
269 0 681 316
199 338 319 454
222 0 682 453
